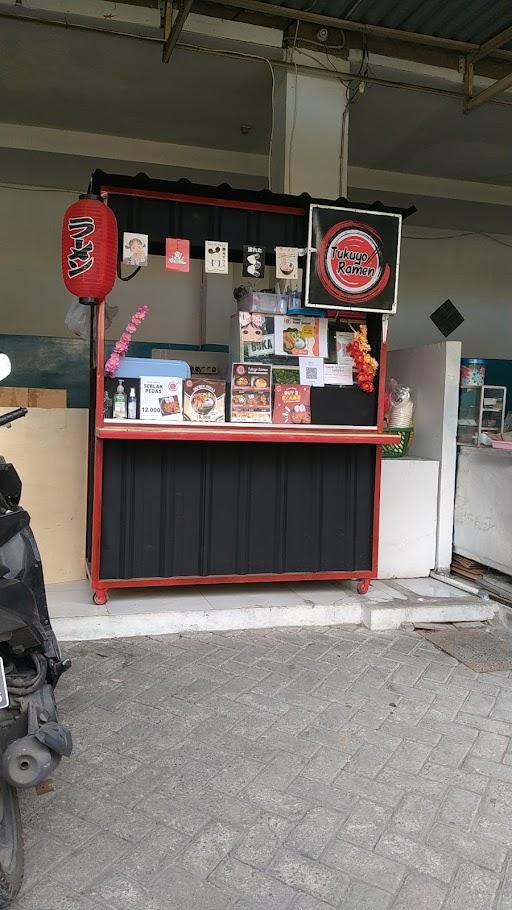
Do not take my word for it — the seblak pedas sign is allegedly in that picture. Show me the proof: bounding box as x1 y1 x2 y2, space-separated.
305 205 402 314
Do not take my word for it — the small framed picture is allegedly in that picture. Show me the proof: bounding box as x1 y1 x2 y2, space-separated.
123 232 149 267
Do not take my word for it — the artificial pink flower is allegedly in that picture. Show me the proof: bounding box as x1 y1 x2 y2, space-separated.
104 305 150 377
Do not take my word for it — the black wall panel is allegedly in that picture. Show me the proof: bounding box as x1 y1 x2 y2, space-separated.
100 439 375 580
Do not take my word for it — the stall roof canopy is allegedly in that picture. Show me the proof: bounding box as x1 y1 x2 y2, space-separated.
247 0 512 48
91 169 416 260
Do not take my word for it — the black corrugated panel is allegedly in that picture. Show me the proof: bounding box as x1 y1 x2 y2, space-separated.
100 440 375 580
90 170 415 263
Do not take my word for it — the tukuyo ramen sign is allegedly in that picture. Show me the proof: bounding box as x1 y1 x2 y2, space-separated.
305 205 402 314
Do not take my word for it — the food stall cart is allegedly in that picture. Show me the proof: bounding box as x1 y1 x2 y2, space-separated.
81 170 412 605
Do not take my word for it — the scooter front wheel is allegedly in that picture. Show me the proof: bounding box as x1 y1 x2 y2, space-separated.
0 779 23 906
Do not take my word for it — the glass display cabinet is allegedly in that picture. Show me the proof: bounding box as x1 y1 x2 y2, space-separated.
457 384 507 446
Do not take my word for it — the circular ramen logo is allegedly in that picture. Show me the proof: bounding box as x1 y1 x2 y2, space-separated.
317 220 391 304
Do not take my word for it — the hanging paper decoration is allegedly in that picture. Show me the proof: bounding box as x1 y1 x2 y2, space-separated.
61 194 117 305
275 247 299 280
205 241 229 274
122 232 149 267
166 238 190 272
243 245 265 279
347 324 379 393
104 305 149 378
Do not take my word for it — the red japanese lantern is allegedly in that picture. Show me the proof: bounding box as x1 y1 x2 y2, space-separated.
61 194 118 305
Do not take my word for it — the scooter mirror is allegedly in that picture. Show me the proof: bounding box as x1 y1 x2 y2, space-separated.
0 355 11 382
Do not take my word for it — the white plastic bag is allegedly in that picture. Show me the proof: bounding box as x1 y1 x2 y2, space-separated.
65 302 119 340
65 301 90 340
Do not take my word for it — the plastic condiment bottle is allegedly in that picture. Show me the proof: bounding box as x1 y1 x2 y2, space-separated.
113 380 127 419
128 387 137 419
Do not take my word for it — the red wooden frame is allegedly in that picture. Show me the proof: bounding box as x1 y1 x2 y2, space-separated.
101 185 306 217
88 185 394 605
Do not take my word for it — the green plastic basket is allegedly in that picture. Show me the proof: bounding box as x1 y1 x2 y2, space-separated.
382 427 414 458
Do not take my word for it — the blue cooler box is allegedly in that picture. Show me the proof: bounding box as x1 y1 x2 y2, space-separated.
115 357 191 380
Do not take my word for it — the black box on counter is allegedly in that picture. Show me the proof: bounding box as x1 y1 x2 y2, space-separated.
310 386 378 427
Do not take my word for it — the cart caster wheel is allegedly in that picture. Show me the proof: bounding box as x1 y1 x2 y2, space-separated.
93 591 108 606
357 579 371 595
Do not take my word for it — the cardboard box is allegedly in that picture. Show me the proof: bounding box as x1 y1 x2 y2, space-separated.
0 387 29 408
27 388 67 409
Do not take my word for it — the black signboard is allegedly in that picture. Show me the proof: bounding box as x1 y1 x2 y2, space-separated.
305 205 402 314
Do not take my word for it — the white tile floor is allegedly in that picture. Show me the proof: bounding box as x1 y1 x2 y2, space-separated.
45 576 493 641
47 578 364 618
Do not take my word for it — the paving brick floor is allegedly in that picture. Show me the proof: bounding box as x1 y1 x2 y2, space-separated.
13 624 512 909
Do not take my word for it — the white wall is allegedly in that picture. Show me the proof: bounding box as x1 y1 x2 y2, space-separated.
388 341 461 572
0 185 204 344
2 187 512 359
392 227 512 357
0 185 275 348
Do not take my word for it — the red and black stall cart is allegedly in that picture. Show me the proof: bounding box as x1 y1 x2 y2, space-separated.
84 170 412 605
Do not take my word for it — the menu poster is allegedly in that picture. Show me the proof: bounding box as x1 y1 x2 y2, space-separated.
275 315 328 358
273 385 311 425
165 238 190 272
230 363 272 423
275 247 299 280
139 376 183 422
205 241 229 274
243 245 265 280
183 379 226 422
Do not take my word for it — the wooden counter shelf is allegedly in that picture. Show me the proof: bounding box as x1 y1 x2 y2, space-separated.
97 421 399 446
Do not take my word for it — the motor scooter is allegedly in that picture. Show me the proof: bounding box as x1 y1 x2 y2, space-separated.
0 354 72 905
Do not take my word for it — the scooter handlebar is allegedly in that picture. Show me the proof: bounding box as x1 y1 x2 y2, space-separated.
0 408 28 427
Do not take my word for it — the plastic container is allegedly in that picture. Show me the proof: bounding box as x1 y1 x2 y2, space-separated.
115 357 191 380
238 292 288 316
382 427 414 458
460 358 486 387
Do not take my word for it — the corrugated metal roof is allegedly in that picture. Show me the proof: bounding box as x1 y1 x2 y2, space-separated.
261 0 512 46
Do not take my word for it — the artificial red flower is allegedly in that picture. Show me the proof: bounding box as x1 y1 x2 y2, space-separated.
348 324 378 393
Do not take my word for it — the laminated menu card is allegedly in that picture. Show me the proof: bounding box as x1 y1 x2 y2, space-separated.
274 315 328 358
139 376 183 422
273 384 311 425
230 363 272 423
183 378 226 422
